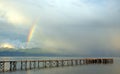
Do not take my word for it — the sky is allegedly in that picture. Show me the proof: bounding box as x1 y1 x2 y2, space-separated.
0 0 120 56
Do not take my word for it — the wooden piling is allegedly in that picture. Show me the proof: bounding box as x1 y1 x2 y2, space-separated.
29 61 32 69
0 61 5 72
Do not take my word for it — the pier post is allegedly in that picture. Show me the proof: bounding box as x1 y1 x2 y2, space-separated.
44 61 47 68
10 61 12 71
67 60 70 66
75 60 78 65
33 61 36 69
20 61 27 70
25 61 27 70
21 61 23 70
56 60 59 67
13 61 17 71
10 61 17 71
86 59 88 64
61 60 64 66
38 61 40 68
79 60 81 65
0 61 5 72
71 60 73 66
29 61 32 69
83 59 86 64
49 60 52 67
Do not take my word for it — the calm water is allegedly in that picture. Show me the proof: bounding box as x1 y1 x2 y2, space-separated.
0 57 120 74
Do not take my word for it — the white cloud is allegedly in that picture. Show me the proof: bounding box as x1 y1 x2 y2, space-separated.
0 0 31 26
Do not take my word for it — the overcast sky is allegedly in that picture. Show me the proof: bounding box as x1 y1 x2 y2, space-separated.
0 0 120 56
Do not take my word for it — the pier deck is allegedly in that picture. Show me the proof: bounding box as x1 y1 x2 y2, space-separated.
0 58 113 72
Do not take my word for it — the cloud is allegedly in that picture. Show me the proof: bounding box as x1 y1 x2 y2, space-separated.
0 0 31 25
0 0 120 56
26 0 120 55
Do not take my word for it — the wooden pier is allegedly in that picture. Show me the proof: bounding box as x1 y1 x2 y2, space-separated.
0 58 113 72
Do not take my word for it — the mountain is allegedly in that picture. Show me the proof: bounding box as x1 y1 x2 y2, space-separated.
0 51 29 56
0 50 59 57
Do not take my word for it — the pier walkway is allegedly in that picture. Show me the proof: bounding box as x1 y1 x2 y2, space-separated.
0 58 113 72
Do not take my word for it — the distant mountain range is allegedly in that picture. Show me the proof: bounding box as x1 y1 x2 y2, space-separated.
0 51 28 56
0 51 60 56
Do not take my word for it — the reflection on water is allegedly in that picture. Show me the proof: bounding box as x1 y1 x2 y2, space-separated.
0 57 120 74
26 70 30 74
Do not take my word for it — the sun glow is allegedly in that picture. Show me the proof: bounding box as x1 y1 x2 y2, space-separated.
6 11 30 25
0 43 15 49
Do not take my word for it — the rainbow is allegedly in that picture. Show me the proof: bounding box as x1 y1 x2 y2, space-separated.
27 18 39 43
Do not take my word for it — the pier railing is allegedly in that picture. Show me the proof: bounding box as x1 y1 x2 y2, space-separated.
0 58 113 72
